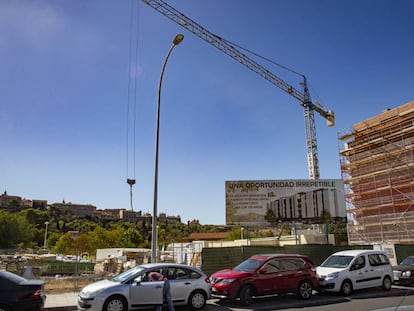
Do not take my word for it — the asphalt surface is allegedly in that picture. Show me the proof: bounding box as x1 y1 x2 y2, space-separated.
44 286 414 311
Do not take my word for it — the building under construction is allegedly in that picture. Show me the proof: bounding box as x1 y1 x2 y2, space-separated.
339 100 414 245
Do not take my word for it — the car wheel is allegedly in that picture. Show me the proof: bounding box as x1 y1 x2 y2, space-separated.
0 305 10 311
188 290 207 310
297 280 313 299
103 295 128 311
382 276 392 291
239 285 254 306
341 280 353 296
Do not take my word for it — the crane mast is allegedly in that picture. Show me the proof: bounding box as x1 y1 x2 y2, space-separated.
142 0 334 179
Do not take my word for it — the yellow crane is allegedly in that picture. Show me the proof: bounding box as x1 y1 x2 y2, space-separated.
142 0 335 179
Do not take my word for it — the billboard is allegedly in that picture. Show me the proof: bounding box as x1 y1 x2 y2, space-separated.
226 179 346 227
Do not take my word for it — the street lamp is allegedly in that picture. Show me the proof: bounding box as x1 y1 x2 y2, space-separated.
69 230 80 291
152 34 184 263
43 221 49 250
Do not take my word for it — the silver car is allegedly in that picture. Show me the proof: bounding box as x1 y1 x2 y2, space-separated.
78 263 211 311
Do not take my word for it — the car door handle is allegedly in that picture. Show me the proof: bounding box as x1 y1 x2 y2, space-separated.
184 282 191 285
154 285 163 289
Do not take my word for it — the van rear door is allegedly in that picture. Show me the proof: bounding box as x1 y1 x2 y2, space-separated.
367 253 393 286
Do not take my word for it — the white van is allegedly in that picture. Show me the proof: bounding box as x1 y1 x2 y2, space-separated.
317 249 393 295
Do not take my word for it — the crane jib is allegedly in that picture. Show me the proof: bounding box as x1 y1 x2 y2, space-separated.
142 0 335 179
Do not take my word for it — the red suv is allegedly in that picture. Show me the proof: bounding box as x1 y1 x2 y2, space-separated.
209 253 319 305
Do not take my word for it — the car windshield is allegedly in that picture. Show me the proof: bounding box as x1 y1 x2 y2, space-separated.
400 257 414 266
320 255 353 268
111 266 145 282
233 258 265 272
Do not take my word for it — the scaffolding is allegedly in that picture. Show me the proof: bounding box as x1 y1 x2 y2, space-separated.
338 101 414 245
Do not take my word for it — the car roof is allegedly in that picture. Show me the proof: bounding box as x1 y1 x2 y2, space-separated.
331 249 386 256
138 263 204 272
251 254 308 259
139 263 194 268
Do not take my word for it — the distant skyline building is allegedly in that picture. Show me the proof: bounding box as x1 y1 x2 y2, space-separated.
339 100 414 245
0 191 22 209
0 191 181 223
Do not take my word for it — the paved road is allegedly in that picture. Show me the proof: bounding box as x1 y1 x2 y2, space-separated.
45 286 414 311
207 286 414 311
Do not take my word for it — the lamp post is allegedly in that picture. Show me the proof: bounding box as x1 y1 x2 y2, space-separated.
152 34 184 263
43 221 49 250
69 231 80 290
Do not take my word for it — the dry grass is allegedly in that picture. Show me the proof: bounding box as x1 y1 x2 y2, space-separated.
43 275 104 294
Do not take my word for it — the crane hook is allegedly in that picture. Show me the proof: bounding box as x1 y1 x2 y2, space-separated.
127 179 136 211
127 179 136 186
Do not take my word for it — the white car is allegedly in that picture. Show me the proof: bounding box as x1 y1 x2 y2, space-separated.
317 249 393 295
78 263 211 311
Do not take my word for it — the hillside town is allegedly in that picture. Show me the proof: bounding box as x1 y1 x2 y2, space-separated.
0 190 181 224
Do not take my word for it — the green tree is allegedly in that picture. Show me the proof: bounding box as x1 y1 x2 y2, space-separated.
54 232 76 254
264 208 279 227
329 223 348 245
0 210 31 248
227 227 243 241
320 210 332 224
19 208 48 225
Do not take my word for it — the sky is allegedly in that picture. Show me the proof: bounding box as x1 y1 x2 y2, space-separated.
1 0 413 225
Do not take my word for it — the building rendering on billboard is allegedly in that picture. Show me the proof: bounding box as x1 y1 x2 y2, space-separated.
226 179 346 227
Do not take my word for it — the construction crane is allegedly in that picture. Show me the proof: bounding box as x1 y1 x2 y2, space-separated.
141 0 335 180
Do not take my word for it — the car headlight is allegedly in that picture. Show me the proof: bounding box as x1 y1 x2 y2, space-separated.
219 278 237 284
81 288 105 299
402 271 412 277
327 272 340 279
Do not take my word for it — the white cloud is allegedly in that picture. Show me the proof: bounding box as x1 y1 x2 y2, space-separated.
0 1 65 50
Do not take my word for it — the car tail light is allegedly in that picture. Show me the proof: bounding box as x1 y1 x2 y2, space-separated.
204 277 211 284
30 288 42 299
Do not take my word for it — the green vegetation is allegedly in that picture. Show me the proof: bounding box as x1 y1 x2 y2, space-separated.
0 204 347 255
0 208 221 255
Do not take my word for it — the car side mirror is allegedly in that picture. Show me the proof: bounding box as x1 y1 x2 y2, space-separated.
134 276 142 285
258 267 267 274
350 264 360 271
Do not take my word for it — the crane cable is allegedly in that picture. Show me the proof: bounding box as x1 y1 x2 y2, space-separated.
221 36 326 108
219 36 305 78
126 0 141 211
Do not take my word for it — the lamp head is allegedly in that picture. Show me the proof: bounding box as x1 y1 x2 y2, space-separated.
173 34 184 45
